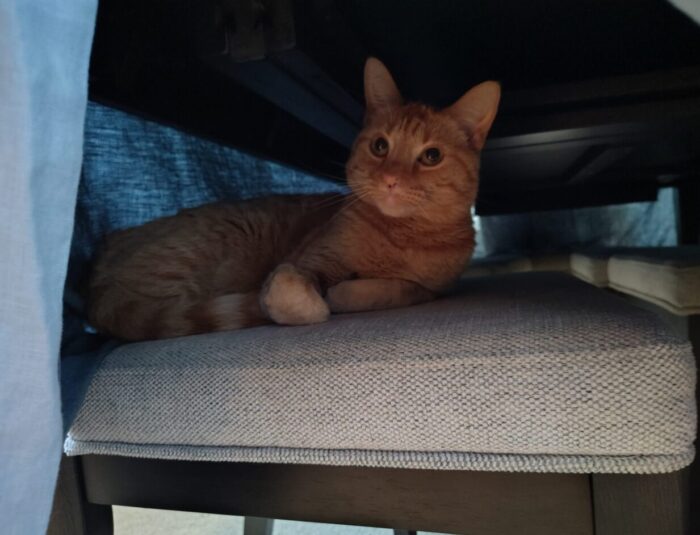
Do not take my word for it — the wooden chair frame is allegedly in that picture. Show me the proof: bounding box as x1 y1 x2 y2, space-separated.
48 453 690 535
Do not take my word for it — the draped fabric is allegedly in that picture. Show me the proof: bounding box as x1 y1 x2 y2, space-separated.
475 188 677 258
0 2 97 534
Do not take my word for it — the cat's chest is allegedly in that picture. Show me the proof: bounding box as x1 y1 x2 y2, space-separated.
348 232 471 291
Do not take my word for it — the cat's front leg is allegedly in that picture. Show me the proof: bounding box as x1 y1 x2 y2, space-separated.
326 278 436 314
260 263 330 326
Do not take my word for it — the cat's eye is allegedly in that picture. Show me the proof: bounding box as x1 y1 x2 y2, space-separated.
370 137 389 157
419 147 443 166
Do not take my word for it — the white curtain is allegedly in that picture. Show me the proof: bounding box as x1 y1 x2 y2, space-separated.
0 1 97 533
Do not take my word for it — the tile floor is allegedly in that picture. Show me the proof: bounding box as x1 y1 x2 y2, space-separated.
114 507 451 535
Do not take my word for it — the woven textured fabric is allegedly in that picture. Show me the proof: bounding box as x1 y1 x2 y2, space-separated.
476 188 676 258
65 273 696 474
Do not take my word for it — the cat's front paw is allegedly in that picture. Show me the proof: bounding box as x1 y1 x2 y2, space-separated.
325 280 359 313
261 264 330 326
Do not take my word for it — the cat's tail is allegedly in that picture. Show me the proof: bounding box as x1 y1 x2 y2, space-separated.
89 290 269 341
173 291 270 337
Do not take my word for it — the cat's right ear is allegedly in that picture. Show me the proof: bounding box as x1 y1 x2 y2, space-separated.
364 57 402 117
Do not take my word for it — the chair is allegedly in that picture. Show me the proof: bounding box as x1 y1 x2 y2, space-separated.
51 272 696 534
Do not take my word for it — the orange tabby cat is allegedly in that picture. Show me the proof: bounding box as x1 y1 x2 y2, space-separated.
88 58 500 340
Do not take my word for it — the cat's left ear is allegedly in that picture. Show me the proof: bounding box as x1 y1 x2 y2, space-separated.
445 81 501 151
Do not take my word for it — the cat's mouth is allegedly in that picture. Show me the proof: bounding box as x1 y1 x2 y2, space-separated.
347 174 424 218
372 188 420 218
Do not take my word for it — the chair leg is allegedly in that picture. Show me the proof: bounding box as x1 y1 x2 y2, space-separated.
47 455 113 535
244 516 274 535
591 470 689 535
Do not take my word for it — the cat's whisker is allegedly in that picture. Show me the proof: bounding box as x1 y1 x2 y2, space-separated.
308 197 346 210
350 189 373 200
325 191 371 224
306 193 352 211
346 165 368 174
328 159 349 168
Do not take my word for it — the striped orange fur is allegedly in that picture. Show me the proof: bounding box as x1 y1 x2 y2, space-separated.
88 58 500 340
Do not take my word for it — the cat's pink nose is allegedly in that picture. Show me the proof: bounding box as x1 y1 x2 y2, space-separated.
383 174 398 190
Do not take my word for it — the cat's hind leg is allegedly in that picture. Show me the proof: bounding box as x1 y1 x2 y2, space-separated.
326 278 435 314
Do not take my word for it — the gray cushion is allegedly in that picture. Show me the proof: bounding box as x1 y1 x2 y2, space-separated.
65 273 696 474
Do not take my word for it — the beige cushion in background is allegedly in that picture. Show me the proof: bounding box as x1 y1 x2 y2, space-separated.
463 253 571 278
608 247 700 316
570 252 611 287
469 247 700 316
569 247 647 287
508 253 571 274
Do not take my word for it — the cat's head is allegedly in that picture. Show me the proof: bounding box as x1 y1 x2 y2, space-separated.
347 58 500 220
